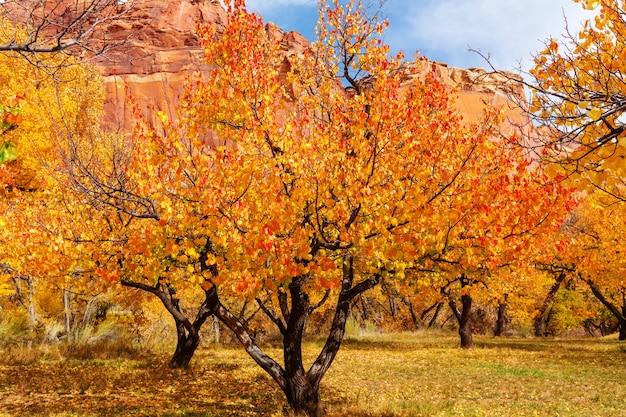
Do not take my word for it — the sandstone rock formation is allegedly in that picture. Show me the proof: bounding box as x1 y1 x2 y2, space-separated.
403 60 531 139
97 0 225 131
95 0 529 140
97 0 530 142
98 0 311 136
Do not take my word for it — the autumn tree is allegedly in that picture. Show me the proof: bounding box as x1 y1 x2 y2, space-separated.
0 90 24 320
532 266 569 337
525 0 626 199
0 39 111 338
53 0 574 415
556 195 626 339
409 140 575 348
524 0 626 340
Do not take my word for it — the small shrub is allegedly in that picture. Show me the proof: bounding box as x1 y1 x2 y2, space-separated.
0 312 33 345
345 315 379 338
62 319 142 360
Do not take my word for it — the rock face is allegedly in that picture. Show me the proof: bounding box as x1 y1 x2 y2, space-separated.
97 0 529 138
98 0 311 135
97 0 225 131
403 60 531 139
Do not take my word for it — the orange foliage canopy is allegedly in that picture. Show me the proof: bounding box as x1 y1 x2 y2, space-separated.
1 0 578 413
57 0 576 308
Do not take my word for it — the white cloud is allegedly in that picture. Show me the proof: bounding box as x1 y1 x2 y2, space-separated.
388 0 596 70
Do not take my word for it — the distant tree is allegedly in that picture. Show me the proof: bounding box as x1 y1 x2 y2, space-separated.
557 195 626 340
488 0 626 341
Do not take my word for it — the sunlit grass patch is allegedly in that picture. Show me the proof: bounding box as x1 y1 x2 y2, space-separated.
322 332 626 416
0 331 624 416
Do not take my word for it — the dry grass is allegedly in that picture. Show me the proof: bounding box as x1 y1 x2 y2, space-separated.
0 331 624 416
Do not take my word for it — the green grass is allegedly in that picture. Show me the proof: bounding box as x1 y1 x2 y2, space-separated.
0 331 624 416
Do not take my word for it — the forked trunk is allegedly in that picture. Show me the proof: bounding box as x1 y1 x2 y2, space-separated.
208 255 381 417
170 320 201 368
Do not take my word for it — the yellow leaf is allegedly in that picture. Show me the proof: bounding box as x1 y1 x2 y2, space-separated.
586 107 603 121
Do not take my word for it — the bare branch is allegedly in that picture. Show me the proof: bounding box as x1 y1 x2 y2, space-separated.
0 0 135 62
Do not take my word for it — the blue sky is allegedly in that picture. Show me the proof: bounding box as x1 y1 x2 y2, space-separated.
244 0 596 72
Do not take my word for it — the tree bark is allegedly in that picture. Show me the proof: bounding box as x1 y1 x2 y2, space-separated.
534 272 566 337
448 277 474 349
621 299 626 341
63 286 73 336
401 297 418 329
26 276 38 329
494 294 508 337
458 320 473 348
583 277 626 341
283 372 323 417
170 318 201 368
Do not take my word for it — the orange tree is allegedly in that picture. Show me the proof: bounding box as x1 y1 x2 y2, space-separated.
528 0 626 339
58 0 573 415
408 142 576 347
0 40 109 333
528 0 626 199
556 194 626 339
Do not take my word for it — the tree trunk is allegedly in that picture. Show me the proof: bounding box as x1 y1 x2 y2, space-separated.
206 255 381 417
427 302 443 329
26 276 38 329
618 295 626 340
63 287 73 336
283 372 322 417
170 319 201 368
494 295 508 337
121 279 211 368
211 316 220 343
401 297 418 329
534 272 566 337
418 301 441 329
459 319 473 349
448 278 474 349
583 277 626 341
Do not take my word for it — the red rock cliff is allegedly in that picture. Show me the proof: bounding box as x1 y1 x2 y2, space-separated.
97 0 529 140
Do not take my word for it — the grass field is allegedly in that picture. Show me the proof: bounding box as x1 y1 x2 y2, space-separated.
0 331 624 416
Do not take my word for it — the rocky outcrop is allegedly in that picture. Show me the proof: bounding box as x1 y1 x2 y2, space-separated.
403 60 531 139
97 0 224 131
97 0 529 140
98 0 311 136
